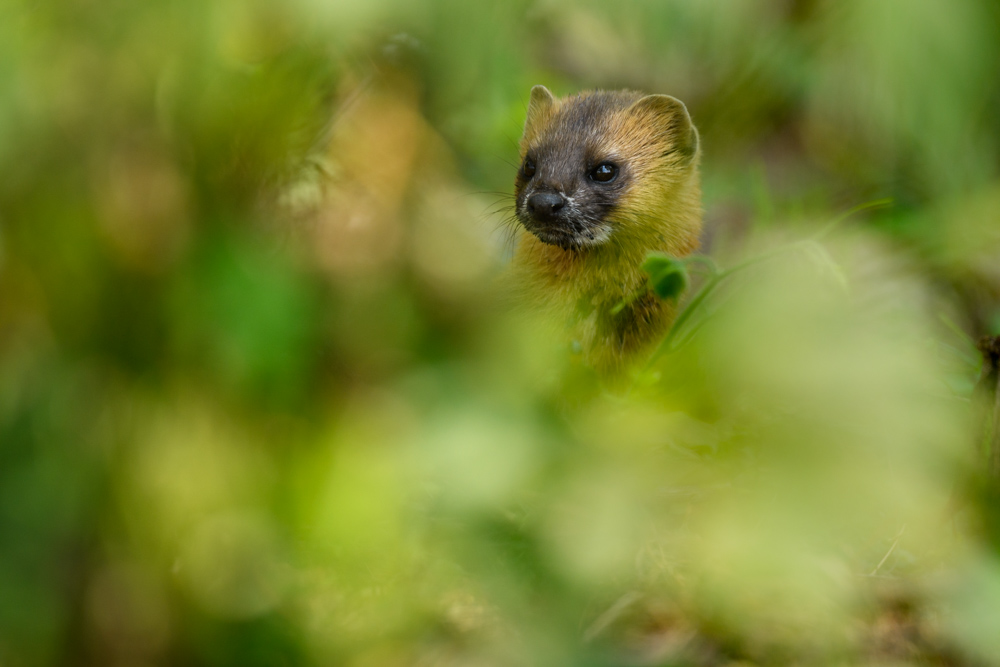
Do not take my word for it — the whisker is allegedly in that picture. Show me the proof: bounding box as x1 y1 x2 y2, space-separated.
468 190 516 198
503 220 521 258
492 154 519 171
481 205 518 226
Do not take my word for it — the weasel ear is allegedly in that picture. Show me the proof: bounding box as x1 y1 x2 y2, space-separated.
628 94 699 164
525 85 557 130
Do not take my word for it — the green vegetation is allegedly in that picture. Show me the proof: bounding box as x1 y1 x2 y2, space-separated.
2 1 1000 664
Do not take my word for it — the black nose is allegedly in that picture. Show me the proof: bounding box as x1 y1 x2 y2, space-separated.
527 192 566 221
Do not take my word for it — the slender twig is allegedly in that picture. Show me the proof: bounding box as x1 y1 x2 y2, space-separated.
870 525 906 576
582 591 643 643
814 198 893 241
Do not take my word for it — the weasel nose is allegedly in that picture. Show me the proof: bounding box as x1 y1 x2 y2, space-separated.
527 192 566 220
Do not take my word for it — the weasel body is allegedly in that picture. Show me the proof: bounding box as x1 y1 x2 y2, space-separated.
512 86 703 374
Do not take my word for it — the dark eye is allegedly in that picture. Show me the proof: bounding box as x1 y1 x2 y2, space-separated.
590 162 618 183
521 158 536 179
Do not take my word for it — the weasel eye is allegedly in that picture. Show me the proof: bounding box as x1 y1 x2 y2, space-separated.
521 158 536 179
590 162 618 183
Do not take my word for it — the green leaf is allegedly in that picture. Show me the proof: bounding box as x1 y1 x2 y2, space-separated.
642 253 690 300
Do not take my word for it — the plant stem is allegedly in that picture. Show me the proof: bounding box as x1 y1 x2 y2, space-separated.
643 198 894 369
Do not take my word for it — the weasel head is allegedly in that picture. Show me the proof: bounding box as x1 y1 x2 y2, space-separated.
514 85 699 252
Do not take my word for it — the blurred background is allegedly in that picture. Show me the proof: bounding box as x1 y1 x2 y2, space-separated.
2 0 1000 665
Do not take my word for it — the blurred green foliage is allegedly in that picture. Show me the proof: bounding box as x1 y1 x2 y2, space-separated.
2 1 1000 665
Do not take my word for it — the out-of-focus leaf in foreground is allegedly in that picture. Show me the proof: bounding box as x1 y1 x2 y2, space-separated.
3 1 1000 666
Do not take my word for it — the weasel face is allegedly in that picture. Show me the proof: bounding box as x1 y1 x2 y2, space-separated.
514 143 625 250
514 86 699 252
514 97 630 251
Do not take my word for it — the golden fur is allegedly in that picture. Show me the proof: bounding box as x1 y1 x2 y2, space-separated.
512 86 703 375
